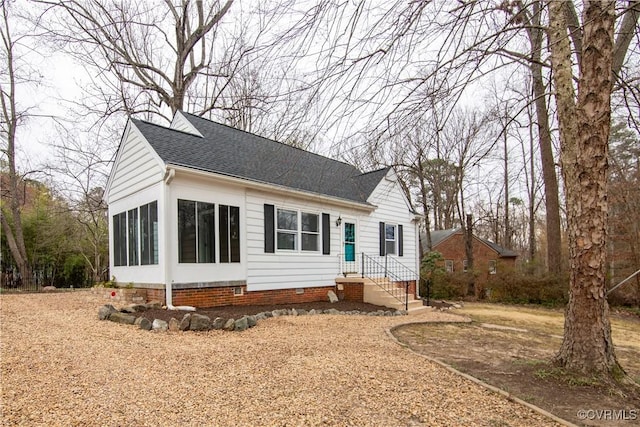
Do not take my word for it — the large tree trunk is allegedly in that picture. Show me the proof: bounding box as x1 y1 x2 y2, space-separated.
548 0 622 377
524 1 563 274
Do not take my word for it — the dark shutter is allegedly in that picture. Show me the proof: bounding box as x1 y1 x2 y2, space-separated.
398 224 404 256
264 204 275 253
322 213 330 255
379 222 385 256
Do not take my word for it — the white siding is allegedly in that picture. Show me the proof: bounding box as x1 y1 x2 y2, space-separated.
245 189 364 291
166 175 246 284
169 111 203 136
108 125 164 203
361 171 419 277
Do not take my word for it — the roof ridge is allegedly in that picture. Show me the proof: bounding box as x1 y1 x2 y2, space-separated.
132 118 204 139
355 167 391 177
179 111 362 171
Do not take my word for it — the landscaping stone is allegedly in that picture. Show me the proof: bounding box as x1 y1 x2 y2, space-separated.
327 290 339 303
246 315 257 328
234 317 249 331
99 300 406 334
223 319 235 331
134 316 152 331
179 314 191 331
42 286 57 292
152 319 168 332
211 317 226 330
129 304 149 312
109 312 136 325
98 304 117 320
145 301 163 309
168 318 180 331
189 314 211 331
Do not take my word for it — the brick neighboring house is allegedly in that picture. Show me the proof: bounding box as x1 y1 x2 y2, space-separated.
421 228 518 286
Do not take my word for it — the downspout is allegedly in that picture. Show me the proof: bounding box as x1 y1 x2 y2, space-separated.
163 168 175 306
413 215 421 298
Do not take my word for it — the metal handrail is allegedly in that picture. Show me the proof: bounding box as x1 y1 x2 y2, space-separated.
607 269 640 295
362 253 417 310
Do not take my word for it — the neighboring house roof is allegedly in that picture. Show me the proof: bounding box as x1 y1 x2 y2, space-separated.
422 228 518 258
131 112 390 205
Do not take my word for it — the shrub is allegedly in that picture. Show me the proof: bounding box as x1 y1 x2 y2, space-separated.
62 255 87 288
487 269 568 306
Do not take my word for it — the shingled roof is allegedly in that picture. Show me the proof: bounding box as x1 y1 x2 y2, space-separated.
132 113 388 205
423 228 518 258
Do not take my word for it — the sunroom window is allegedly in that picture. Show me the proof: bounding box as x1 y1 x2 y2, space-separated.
178 199 215 263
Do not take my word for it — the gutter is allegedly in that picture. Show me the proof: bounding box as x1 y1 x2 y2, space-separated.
166 164 377 213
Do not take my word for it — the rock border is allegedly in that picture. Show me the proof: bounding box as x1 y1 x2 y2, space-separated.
98 302 407 333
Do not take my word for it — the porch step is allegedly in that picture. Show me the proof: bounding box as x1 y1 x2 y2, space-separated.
362 279 423 312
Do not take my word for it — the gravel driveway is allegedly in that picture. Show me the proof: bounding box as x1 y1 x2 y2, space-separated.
1 291 559 426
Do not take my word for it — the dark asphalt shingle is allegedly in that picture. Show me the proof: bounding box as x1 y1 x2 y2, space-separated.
422 228 518 258
131 113 387 204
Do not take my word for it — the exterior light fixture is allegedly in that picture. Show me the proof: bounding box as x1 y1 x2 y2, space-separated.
336 216 342 227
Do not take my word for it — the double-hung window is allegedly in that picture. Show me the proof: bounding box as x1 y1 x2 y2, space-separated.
489 260 497 275
301 212 319 251
445 259 454 273
276 208 320 252
385 224 397 255
178 199 215 263
277 208 298 250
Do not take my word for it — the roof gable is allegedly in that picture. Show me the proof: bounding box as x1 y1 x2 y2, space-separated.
105 121 165 203
133 112 388 205
423 228 518 258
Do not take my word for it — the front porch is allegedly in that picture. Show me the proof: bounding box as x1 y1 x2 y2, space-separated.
336 253 426 314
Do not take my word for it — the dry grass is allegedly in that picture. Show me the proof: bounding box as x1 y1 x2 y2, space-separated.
456 302 640 381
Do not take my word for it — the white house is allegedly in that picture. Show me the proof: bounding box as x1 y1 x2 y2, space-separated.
104 111 421 308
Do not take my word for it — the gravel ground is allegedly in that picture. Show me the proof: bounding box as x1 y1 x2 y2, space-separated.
0 291 560 427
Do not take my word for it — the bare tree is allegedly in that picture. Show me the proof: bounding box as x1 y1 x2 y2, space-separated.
1 1 32 284
49 127 111 284
38 0 243 122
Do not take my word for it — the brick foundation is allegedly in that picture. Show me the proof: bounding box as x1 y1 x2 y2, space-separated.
342 282 364 302
146 288 166 304
136 285 337 308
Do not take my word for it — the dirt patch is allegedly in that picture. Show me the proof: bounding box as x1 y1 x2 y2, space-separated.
134 300 392 323
393 303 640 427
